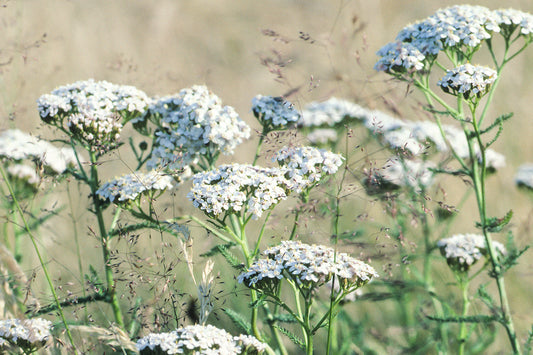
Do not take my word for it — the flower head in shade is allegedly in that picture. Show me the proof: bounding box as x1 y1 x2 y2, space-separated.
252 95 300 131
136 324 266 355
67 109 123 152
188 164 294 220
306 128 338 146
96 170 174 206
145 86 250 171
37 79 150 124
274 146 344 192
363 158 435 194
374 41 426 75
299 97 370 128
0 129 80 174
437 233 506 272
238 240 378 293
438 64 497 100
0 318 52 353
515 164 533 190
494 8 533 39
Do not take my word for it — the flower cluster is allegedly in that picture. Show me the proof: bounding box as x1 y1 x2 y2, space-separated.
306 128 338 146
364 158 435 194
188 164 294 220
0 129 79 174
438 64 497 99
514 164 533 190
238 240 378 291
0 318 52 352
274 146 344 191
7 164 40 190
67 109 122 151
375 5 533 75
96 170 174 205
299 97 369 128
136 324 266 355
37 79 150 124
437 233 506 272
146 85 251 170
252 95 300 131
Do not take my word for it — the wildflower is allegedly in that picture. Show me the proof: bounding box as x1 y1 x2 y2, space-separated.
481 149 506 172
145 86 250 171
374 41 426 74
437 233 506 272
136 324 266 354
494 8 533 38
514 164 533 190
274 146 344 192
67 109 123 152
299 97 370 128
238 241 378 291
0 129 79 174
363 158 435 194
438 64 497 100
96 170 174 205
0 318 52 352
306 128 338 146
252 95 300 131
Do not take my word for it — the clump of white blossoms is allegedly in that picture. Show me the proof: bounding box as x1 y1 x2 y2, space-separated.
37 79 150 124
188 164 294 220
374 41 426 74
252 95 300 131
145 85 251 171
96 170 174 205
7 164 40 189
136 324 266 355
306 128 338 146
438 64 497 100
238 240 378 292
0 318 52 352
299 97 370 128
67 109 123 152
437 233 506 272
0 129 79 174
514 164 533 190
274 146 344 192
363 158 435 194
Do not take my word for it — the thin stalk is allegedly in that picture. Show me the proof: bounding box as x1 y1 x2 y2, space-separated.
0 166 78 354
458 275 470 355
252 129 267 166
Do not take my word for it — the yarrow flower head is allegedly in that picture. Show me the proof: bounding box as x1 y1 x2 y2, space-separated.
37 79 150 124
0 318 52 353
306 128 338 146
96 170 174 206
145 85 250 171
299 97 370 128
188 164 295 220
252 95 300 131
437 233 506 272
514 163 533 190
274 146 344 192
136 324 266 355
238 240 378 292
438 64 497 100
374 41 426 75
67 109 122 152
0 129 79 174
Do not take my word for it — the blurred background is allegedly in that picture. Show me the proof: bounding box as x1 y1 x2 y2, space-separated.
1 0 533 352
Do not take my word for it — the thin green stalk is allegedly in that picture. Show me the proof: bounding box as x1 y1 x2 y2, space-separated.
458 275 470 355
0 166 78 354
88 151 125 329
252 129 267 166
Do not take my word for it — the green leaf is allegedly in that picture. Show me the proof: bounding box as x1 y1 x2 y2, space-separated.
500 232 530 274
426 314 500 324
223 308 251 335
272 325 305 349
475 210 513 233
479 113 513 136
272 313 298 324
201 243 243 271
200 242 237 257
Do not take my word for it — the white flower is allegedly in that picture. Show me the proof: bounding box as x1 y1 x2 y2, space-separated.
299 97 370 128
365 158 435 194
437 233 506 271
239 241 378 289
7 164 40 186
96 170 174 204
252 95 300 129
136 325 265 354
515 164 533 190
67 109 123 151
494 8 533 36
0 318 52 351
374 41 426 74
438 64 497 99
306 128 338 145
188 164 295 220
146 86 250 171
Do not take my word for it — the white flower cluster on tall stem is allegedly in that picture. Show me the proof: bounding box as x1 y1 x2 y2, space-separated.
96 170 174 205
136 324 266 355
514 164 533 190
0 129 79 174
146 85 250 171
299 97 369 128
238 240 378 290
364 158 435 194
252 95 300 130
188 164 294 220
274 145 344 192
375 5 533 75
437 233 506 272
0 318 52 352
438 64 497 99
67 109 122 152
7 164 40 187
37 79 150 123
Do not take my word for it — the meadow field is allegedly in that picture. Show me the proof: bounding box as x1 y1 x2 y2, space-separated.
1 1 533 354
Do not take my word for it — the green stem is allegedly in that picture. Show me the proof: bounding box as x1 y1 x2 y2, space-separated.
0 166 78 354
252 129 267 166
88 151 125 329
458 275 470 355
